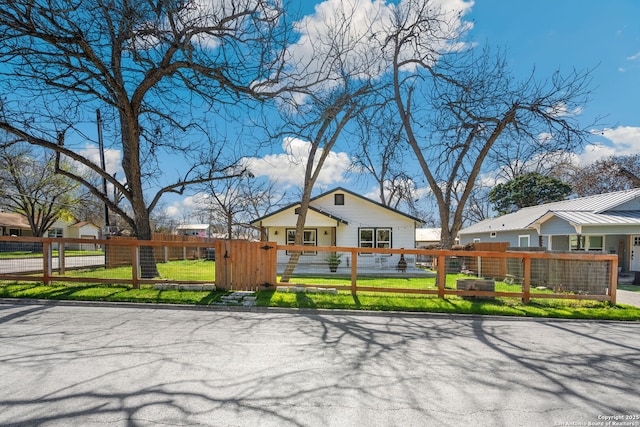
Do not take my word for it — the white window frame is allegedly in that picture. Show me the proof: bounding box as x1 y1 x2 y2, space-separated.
570 235 586 251
358 227 392 255
587 235 604 251
286 229 317 255
490 231 497 238
48 228 64 238
518 235 530 248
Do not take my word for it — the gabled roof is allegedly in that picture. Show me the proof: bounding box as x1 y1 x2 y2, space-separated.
306 205 349 225
69 221 100 229
251 186 424 225
459 188 640 235
0 212 30 229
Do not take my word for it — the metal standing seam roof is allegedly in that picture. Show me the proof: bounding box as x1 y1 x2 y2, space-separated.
459 188 640 235
547 210 640 226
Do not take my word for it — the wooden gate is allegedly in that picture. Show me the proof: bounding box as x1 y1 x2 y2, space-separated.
214 240 277 291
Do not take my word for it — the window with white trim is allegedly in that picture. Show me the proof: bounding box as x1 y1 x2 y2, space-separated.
518 235 530 247
286 229 317 254
570 235 585 250
48 228 63 238
587 235 604 251
359 227 392 253
490 231 497 238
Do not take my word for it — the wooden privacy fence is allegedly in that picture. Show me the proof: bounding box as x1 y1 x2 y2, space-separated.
214 240 277 291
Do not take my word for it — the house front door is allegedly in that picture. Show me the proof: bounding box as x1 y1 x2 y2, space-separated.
631 236 640 271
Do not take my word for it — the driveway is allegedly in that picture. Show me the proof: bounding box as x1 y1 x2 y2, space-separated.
1 302 639 427
617 289 640 307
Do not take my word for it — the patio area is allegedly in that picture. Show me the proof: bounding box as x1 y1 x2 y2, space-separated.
276 262 436 279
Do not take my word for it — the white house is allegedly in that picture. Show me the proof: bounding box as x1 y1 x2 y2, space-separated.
458 188 640 273
415 227 442 247
250 187 424 267
48 218 101 250
175 224 215 237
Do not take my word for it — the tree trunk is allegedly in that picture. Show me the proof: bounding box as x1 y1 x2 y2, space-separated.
136 216 159 279
279 191 312 283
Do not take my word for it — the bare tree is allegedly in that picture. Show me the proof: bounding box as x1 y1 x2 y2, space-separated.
352 102 421 210
196 176 283 240
386 0 593 247
259 2 388 281
567 154 640 196
0 142 80 236
0 0 289 277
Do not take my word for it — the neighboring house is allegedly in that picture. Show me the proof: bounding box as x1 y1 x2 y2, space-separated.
175 224 215 237
0 212 33 236
0 212 100 250
47 218 101 250
415 227 442 248
47 219 100 239
458 188 640 272
250 187 424 267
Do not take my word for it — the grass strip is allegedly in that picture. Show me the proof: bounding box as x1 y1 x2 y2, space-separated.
1 282 640 320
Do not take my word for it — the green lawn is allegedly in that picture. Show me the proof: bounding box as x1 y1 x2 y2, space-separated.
55 259 215 281
0 282 224 305
281 273 554 294
258 289 640 320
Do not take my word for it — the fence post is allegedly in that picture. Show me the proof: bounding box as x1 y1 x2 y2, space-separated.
58 241 65 275
609 257 618 305
43 241 51 286
437 253 446 298
522 256 531 304
131 245 140 289
351 248 358 297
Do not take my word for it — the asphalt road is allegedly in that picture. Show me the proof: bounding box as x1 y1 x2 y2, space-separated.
0 302 639 427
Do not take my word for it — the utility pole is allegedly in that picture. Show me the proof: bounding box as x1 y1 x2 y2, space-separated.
96 109 110 234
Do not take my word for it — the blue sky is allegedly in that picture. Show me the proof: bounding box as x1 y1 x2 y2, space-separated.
160 0 640 220
469 0 640 130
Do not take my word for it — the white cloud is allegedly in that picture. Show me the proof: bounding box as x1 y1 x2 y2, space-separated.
575 126 640 165
165 193 210 220
135 0 281 50
265 0 473 98
545 102 583 118
165 204 181 219
242 137 351 188
627 51 640 61
77 143 122 176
